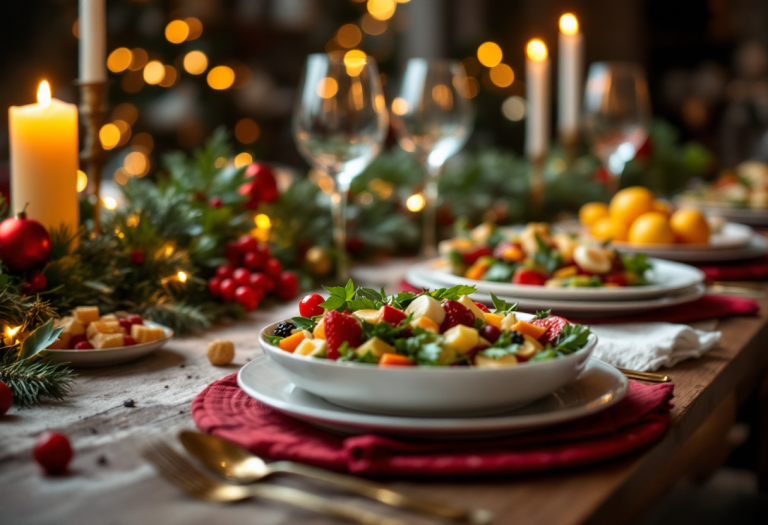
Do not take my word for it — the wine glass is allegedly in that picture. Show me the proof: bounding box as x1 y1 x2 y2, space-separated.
293 53 389 281
582 62 651 195
391 59 473 256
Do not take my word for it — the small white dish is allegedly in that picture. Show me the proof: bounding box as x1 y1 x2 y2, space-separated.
44 322 173 368
259 312 597 417
408 257 705 301
624 234 768 263
611 222 754 252
237 356 628 438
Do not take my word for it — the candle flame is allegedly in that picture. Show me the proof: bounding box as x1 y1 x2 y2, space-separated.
559 14 579 35
5 326 21 337
526 39 548 62
37 81 52 107
177 271 188 283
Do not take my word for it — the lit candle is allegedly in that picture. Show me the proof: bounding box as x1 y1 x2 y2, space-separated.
525 39 550 159
558 13 583 142
78 0 106 83
9 82 79 233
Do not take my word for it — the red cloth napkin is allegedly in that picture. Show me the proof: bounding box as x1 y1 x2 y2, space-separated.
696 256 768 281
192 374 673 477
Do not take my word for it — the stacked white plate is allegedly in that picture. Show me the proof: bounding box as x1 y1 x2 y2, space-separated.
406 258 706 318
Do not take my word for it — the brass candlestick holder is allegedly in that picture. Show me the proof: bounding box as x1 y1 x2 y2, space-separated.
559 131 579 164
529 155 545 219
77 81 108 234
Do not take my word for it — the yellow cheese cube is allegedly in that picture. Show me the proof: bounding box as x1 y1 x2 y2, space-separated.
294 339 327 357
476 336 491 348
130 325 165 344
86 320 122 339
410 316 439 334
47 332 71 349
100 314 118 322
443 325 479 354
475 354 519 368
90 332 125 349
485 313 504 329
458 295 486 324
312 318 325 340
352 309 382 325
355 337 395 359
55 316 85 336
501 313 518 331
73 306 100 326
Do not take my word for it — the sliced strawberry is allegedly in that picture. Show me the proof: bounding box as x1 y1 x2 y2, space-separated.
379 304 407 326
512 268 547 286
324 310 362 360
530 315 570 344
473 301 490 313
440 300 475 333
461 246 493 266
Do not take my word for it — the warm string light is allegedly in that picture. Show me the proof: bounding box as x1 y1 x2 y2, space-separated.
5 326 21 337
177 271 188 283
406 194 426 212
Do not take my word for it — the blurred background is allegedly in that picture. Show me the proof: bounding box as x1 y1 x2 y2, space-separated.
3 0 768 184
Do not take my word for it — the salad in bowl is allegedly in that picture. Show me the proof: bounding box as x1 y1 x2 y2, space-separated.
440 222 652 288
259 280 596 416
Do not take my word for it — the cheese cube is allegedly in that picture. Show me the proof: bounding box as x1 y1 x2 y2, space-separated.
100 314 118 322
458 295 487 324
312 318 325 340
501 313 518 331
86 321 121 339
294 339 327 357
90 332 125 349
485 312 504 329
475 354 518 368
55 316 85 336
443 325 479 354
73 306 100 326
47 332 71 349
130 324 165 344
410 316 439 334
352 309 382 325
355 337 395 359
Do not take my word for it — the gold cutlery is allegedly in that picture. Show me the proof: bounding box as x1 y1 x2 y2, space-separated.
617 368 671 383
707 282 766 299
143 440 407 525
179 430 492 524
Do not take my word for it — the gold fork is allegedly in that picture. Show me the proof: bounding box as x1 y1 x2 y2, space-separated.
143 441 407 525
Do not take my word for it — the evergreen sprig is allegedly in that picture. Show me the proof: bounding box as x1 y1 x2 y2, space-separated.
0 350 75 408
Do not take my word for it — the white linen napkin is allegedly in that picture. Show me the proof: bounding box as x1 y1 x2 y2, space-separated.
589 322 721 372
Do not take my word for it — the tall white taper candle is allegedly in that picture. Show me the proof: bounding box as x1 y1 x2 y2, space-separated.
558 14 583 140
79 0 107 83
525 39 550 159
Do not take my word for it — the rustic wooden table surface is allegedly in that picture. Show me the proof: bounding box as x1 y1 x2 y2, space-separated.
2 259 767 525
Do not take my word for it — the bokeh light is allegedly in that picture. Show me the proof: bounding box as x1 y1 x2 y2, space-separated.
159 65 178 87
143 61 165 85
255 214 271 229
391 97 409 116
129 48 148 71
165 20 190 44
361 13 387 35
501 96 527 121
344 50 367 76
526 39 548 61
99 123 121 150
103 197 118 210
107 47 133 73
76 170 88 193
406 193 426 212
114 168 130 185
368 0 396 20
316 77 338 98
490 63 515 87
113 120 132 147
559 14 579 35
113 103 138 125
185 17 203 40
183 51 208 75
207 66 235 90
124 151 149 177
432 84 453 110
131 132 154 153
336 24 362 48
235 118 261 144
477 42 503 68
234 152 253 168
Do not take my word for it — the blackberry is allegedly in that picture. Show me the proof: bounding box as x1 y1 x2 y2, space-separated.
273 322 296 338
510 331 525 345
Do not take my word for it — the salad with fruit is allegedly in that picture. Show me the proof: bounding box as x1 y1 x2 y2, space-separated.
440 222 652 288
264 281 593 368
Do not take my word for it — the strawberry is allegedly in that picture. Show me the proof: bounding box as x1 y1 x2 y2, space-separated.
512 268 548 286
530 315 570 344
461 246 493 266
473 301 490 313
324 310 362 360
440 300 475 333
380 304 407 327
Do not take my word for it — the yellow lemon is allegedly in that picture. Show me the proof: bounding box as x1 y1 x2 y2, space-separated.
609 186 656 225
591 216 629 242
628 212 676 244
652 200 672 218
578 202 609 227
669 208 711 244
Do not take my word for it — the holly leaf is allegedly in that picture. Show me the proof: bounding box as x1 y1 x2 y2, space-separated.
490 292 517 315
21 319 64 359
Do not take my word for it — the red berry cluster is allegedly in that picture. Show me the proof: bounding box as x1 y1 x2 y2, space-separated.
19 272 47 296
208 235 299 310
240 163 279 209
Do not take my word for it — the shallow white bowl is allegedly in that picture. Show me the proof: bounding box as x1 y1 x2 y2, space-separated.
260 312 596 417
45 321 173 368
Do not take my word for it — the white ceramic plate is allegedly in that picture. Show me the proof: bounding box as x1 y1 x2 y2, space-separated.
259 312 597 417
624 234 768 263
237 356 628 438
408 271 705 318
610 222 755 256
409 257 705 301
44 322 173 368
674 199 768 227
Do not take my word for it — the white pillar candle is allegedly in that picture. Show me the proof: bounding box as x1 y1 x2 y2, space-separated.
79 0 106 83
9 82 79 234
525 39 550 159
558 13 583 140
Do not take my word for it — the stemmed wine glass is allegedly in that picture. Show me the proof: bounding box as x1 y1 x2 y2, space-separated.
293 53 389 281
391 59 473 256
582 62 651 195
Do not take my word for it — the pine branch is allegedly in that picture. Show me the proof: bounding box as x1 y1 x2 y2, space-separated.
0 351 76 408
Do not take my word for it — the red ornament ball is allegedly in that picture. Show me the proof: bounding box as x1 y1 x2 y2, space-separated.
0 211 52 272
130 249 145 265
0 381 12 417
299 294 325 317
33 431 73 475
234 286 259 311
276 271 300 301
29 273 47 292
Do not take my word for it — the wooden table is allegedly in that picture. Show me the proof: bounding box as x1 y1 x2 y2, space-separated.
2 260 767 525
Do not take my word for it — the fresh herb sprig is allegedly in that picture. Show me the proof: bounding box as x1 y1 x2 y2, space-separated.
490 293 518 315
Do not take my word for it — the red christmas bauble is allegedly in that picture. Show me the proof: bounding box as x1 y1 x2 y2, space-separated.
0 211 52 272
130 249 145 265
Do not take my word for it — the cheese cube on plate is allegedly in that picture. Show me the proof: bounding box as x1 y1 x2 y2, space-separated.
294 339 327 357
86 320 121 339
47 332 71 349
443 325 479 354
55 316 85 336
355 337 395 359
131 324 165 344
90 332 124 349
73 306 100 326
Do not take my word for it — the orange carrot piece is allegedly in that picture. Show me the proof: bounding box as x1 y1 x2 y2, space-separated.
379 354 415 367
511 321 547 340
